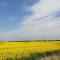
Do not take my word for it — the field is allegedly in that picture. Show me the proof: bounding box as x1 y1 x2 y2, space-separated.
0 41 60 60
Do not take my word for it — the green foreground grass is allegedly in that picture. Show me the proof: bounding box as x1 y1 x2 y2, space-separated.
1 50 60 60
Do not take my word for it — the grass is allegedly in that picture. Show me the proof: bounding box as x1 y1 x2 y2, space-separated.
5 50 60 60
0 41 60 60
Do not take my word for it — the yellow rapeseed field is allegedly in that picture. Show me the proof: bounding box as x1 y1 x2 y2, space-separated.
0 41 60 60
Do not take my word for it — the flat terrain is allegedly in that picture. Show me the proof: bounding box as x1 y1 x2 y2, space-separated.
0 41 60 60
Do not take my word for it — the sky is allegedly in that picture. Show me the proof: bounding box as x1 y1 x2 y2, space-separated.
0 0 60 41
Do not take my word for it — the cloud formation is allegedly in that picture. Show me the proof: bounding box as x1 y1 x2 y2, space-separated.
0 0 60 41
17 0 60 40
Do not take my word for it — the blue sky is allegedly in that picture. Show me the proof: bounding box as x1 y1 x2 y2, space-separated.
0 0 36 32
0 0 60 41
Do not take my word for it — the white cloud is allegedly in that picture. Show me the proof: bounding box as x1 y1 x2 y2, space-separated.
30 0 60 14
17 0 60 39
0 0 60 41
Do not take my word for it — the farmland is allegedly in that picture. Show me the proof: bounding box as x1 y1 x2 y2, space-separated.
0 41 60 60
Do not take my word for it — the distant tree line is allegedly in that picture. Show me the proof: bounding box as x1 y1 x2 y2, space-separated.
8 39 60 42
